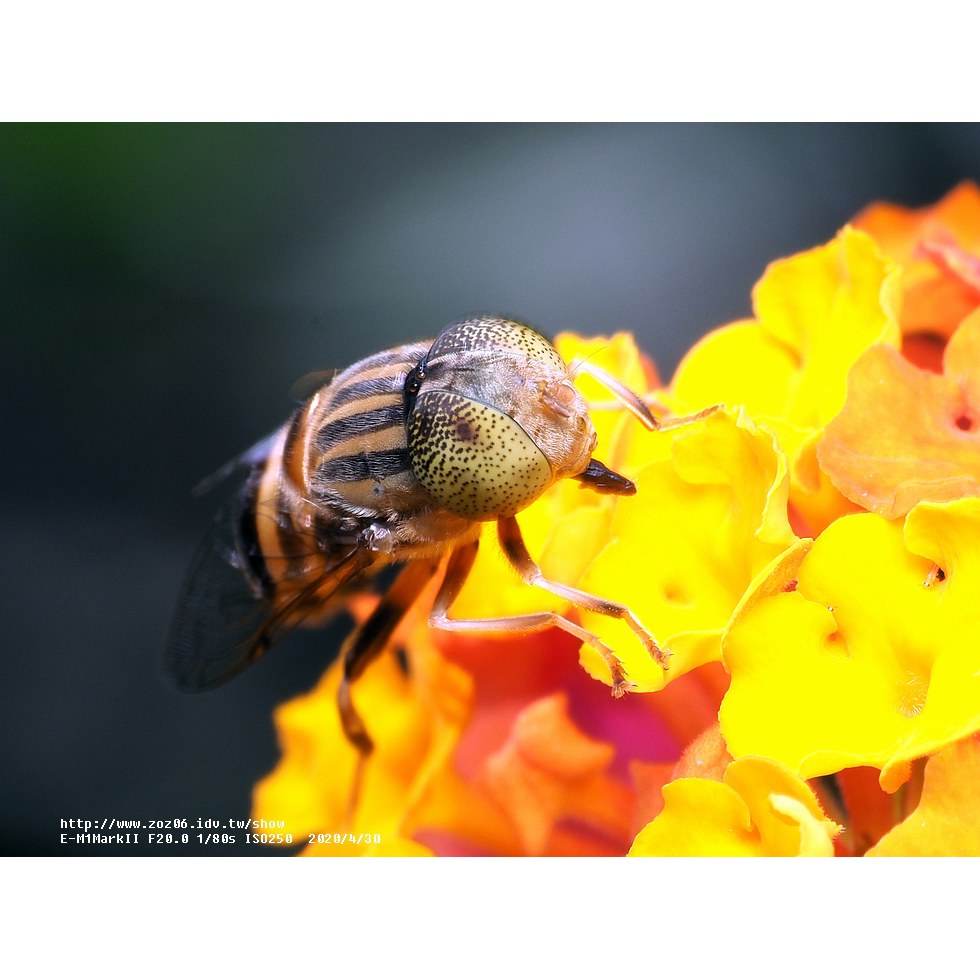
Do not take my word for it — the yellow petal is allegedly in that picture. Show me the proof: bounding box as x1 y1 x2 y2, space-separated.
721 499 980 792
630 758 839 856
668 227 901 534
575 405 798 691
672 228 900 424
669 320 796 420
251 612 474 853
630 778 759 856
752 226 901 427
723 759 840 857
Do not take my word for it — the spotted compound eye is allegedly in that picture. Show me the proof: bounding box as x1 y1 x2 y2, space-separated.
407 389 552 521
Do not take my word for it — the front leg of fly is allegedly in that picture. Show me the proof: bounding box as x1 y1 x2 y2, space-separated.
427 518 668 697
568 359 723 432
497 514 670 672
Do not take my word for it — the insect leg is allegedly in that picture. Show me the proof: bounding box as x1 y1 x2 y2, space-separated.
652 404 722 431
571 360 722 431
428 532 641 697
571 360 659 429
497 513 670 679
337 557 442 755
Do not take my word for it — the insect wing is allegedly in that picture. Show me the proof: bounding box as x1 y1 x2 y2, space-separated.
166 480 368 691
191 429 282 497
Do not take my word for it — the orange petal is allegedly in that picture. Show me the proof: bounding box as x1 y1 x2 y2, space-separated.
833 767 907 856
901 331 947 372
479 692 634 855
854 182 980 337
671 722 732 782
629 760 676 834
867 734 980 855
819 309 980 519
635 660 730 751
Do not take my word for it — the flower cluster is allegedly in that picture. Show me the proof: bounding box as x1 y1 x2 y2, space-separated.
253 184 980 856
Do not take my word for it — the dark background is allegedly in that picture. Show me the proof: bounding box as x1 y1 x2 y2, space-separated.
3 123 978 856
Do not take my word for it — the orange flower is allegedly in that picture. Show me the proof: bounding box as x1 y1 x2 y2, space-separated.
819 308 980 518
253 593 730 855
432 631 731 854
867 733 980 856
853 181 980 340
251 600 472 856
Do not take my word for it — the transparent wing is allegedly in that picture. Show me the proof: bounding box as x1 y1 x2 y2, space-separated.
191 430 282 497
165 479 372 691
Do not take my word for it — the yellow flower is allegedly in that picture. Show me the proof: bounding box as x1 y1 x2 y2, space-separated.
252 601 472 856
447 334 799 697
668 226 901 534
720 498 980 793
574 405 800 691
629 757 841 857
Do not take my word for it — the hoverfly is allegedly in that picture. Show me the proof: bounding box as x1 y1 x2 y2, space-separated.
167 316 685 758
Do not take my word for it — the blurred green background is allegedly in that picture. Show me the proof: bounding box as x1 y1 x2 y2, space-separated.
3 123 978 855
